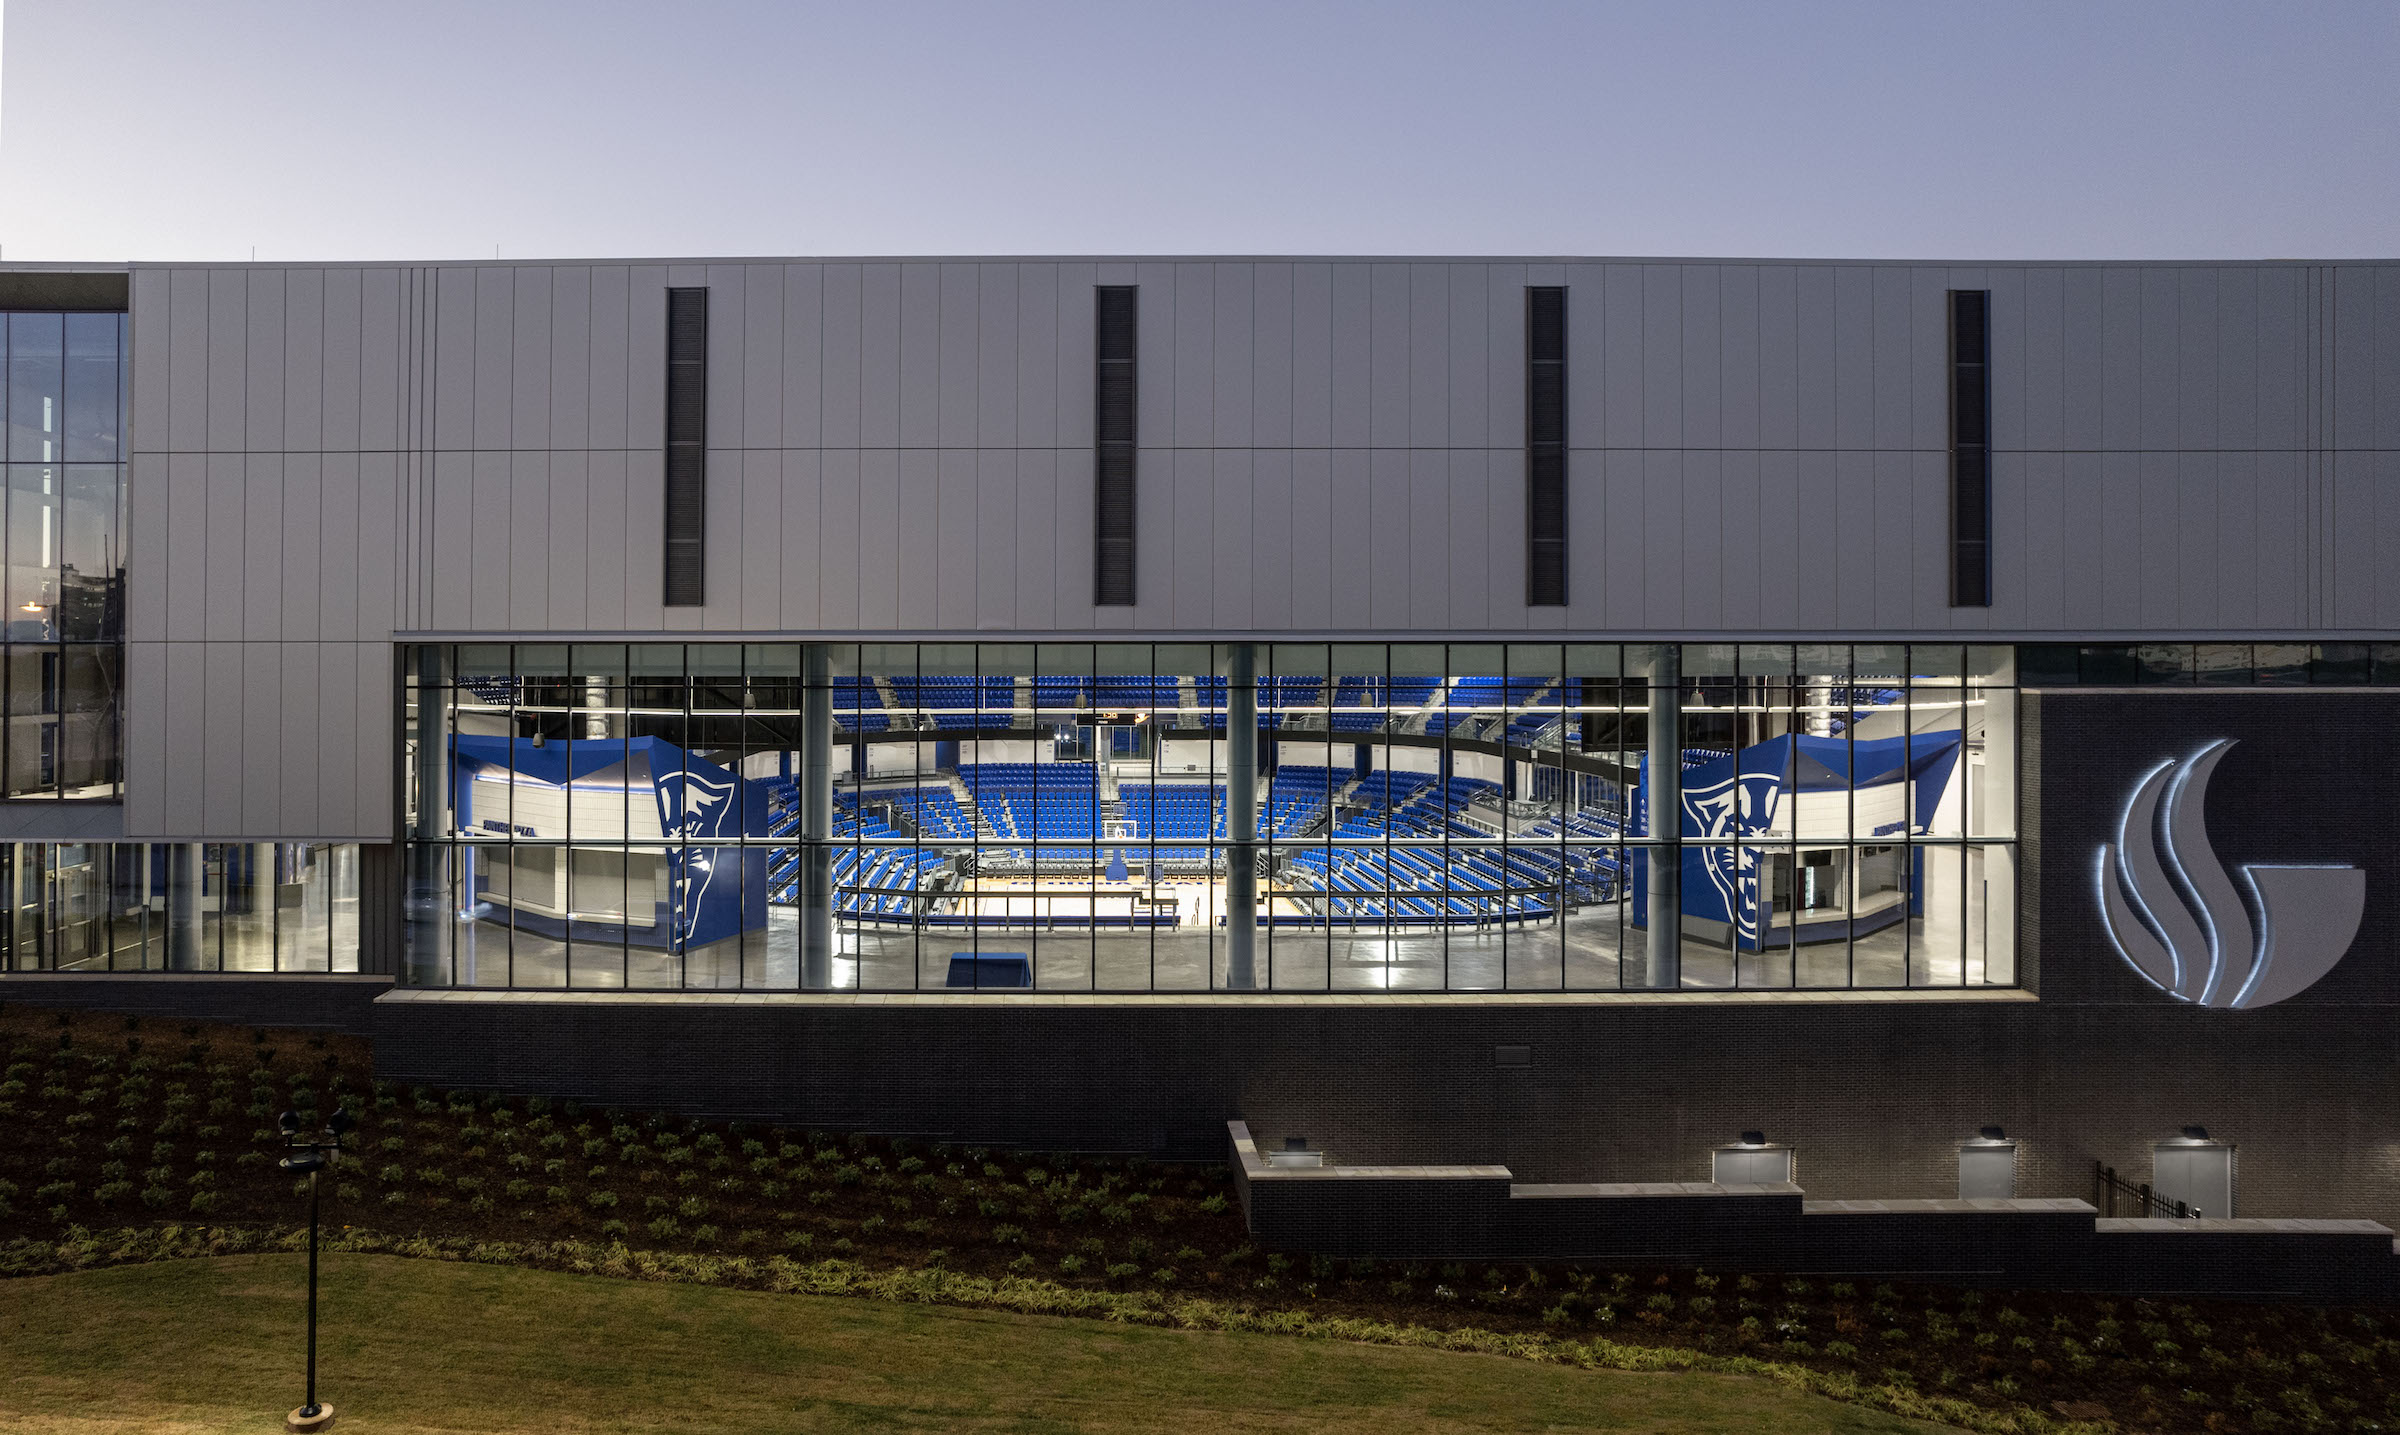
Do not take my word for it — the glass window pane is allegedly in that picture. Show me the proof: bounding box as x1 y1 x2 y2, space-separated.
62 315 121 463
8 314 62 462
58 464 118 640
2133 644 2191 684
9 464 61 637
2253 643 2309 686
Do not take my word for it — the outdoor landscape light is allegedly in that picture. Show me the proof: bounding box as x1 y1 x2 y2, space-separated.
277 1105 352 1433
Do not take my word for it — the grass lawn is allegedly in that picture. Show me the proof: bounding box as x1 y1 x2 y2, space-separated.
0 1253 1960 1434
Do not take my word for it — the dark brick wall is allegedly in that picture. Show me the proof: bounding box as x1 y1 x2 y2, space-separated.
0 974 390 1035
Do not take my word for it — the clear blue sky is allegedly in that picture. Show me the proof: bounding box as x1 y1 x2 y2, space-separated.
2 0 2394 263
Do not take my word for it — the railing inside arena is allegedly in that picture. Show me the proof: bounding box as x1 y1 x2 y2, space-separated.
398 642 2020 993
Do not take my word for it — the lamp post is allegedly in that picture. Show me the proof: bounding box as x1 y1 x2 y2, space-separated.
277 1105 353 1434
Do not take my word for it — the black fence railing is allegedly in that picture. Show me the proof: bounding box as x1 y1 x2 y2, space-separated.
2094 1161 2203 1219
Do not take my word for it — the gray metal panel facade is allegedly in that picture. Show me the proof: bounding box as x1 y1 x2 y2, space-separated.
94 255 2399 840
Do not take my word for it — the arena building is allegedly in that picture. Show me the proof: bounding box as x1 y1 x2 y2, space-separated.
0 256 2396 1258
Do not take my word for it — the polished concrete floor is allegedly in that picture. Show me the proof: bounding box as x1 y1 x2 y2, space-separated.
419 890 2009 992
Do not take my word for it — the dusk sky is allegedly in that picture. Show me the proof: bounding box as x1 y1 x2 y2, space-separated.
1 1 2394 263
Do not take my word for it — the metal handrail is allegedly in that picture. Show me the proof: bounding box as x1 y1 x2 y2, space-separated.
2093 1161 2201 1219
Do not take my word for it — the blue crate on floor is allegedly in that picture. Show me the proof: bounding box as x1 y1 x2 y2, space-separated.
946 953 1032 988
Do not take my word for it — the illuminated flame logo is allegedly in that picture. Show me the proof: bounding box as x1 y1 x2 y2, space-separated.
2097 739 2364 1008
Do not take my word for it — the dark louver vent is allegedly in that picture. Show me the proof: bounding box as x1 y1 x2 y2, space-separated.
1094 286 1138 607
664 287 708 607
1525 287 1567 606
1949 290 1990 608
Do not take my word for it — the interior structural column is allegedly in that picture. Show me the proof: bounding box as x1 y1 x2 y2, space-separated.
406 646 452 982
1645 644 1681 990
799 644 836 990
167 843 204 972
1224 643 1258 990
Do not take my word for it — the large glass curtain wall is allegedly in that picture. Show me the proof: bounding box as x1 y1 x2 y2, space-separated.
0 842 363 972
0 311 125 799
402 643 2018 993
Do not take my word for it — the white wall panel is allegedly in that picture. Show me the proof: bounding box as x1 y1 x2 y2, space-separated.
1680 266 1721 449
166 269 208 451
1011 265 1055 449
1868 265 1912 452
1171 263 1214 449
1055 265 1099 451
1289 264 1332 450
820 264 864 449
126 641 169 833
202 637 245 827
201 454 246 641
278 641 321 835
353 267 400 454
1446 264 1489 449
1251 263 1294 450
1718 266 1760 451
1755 266 1798 452
1212 264 1254 449
2332 266 2379 452
1407 449 1446 629
1210 450 1253 630
817 449 862 629
1600 449 1646 625
892 449 938 629
1249 448 1293 630
508 452 551 631
2138 268 2180 452
1679 449 1723 628
510 267 553 450
1407 265 1448 450
1832 450 1876 631
973 450 1015 630
283 269 324 452
1445 450 1491 632
734 449 781 627
775 448 820 629
1642 266 1683 448
544 451 588 631
936 263 978 450
2176 268 2219 452
206 270 249 451
1169 448 1214 627
132 268 174 455
975 264 1019 448
1050 446 1096 633
1793 267 1837 453
1495 448 1539 630
240 642 282 835
1754 450 1800 626
1717 449 1760 627
163 642 207 834
545 265 591 452
1328 265 1371 449
933 447 978 630
471 267 515 452
280 454 321 643
1013 449 1058 631
1324 450 1370 630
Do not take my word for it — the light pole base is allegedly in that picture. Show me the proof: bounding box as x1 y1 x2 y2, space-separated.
286 1403 336 1433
